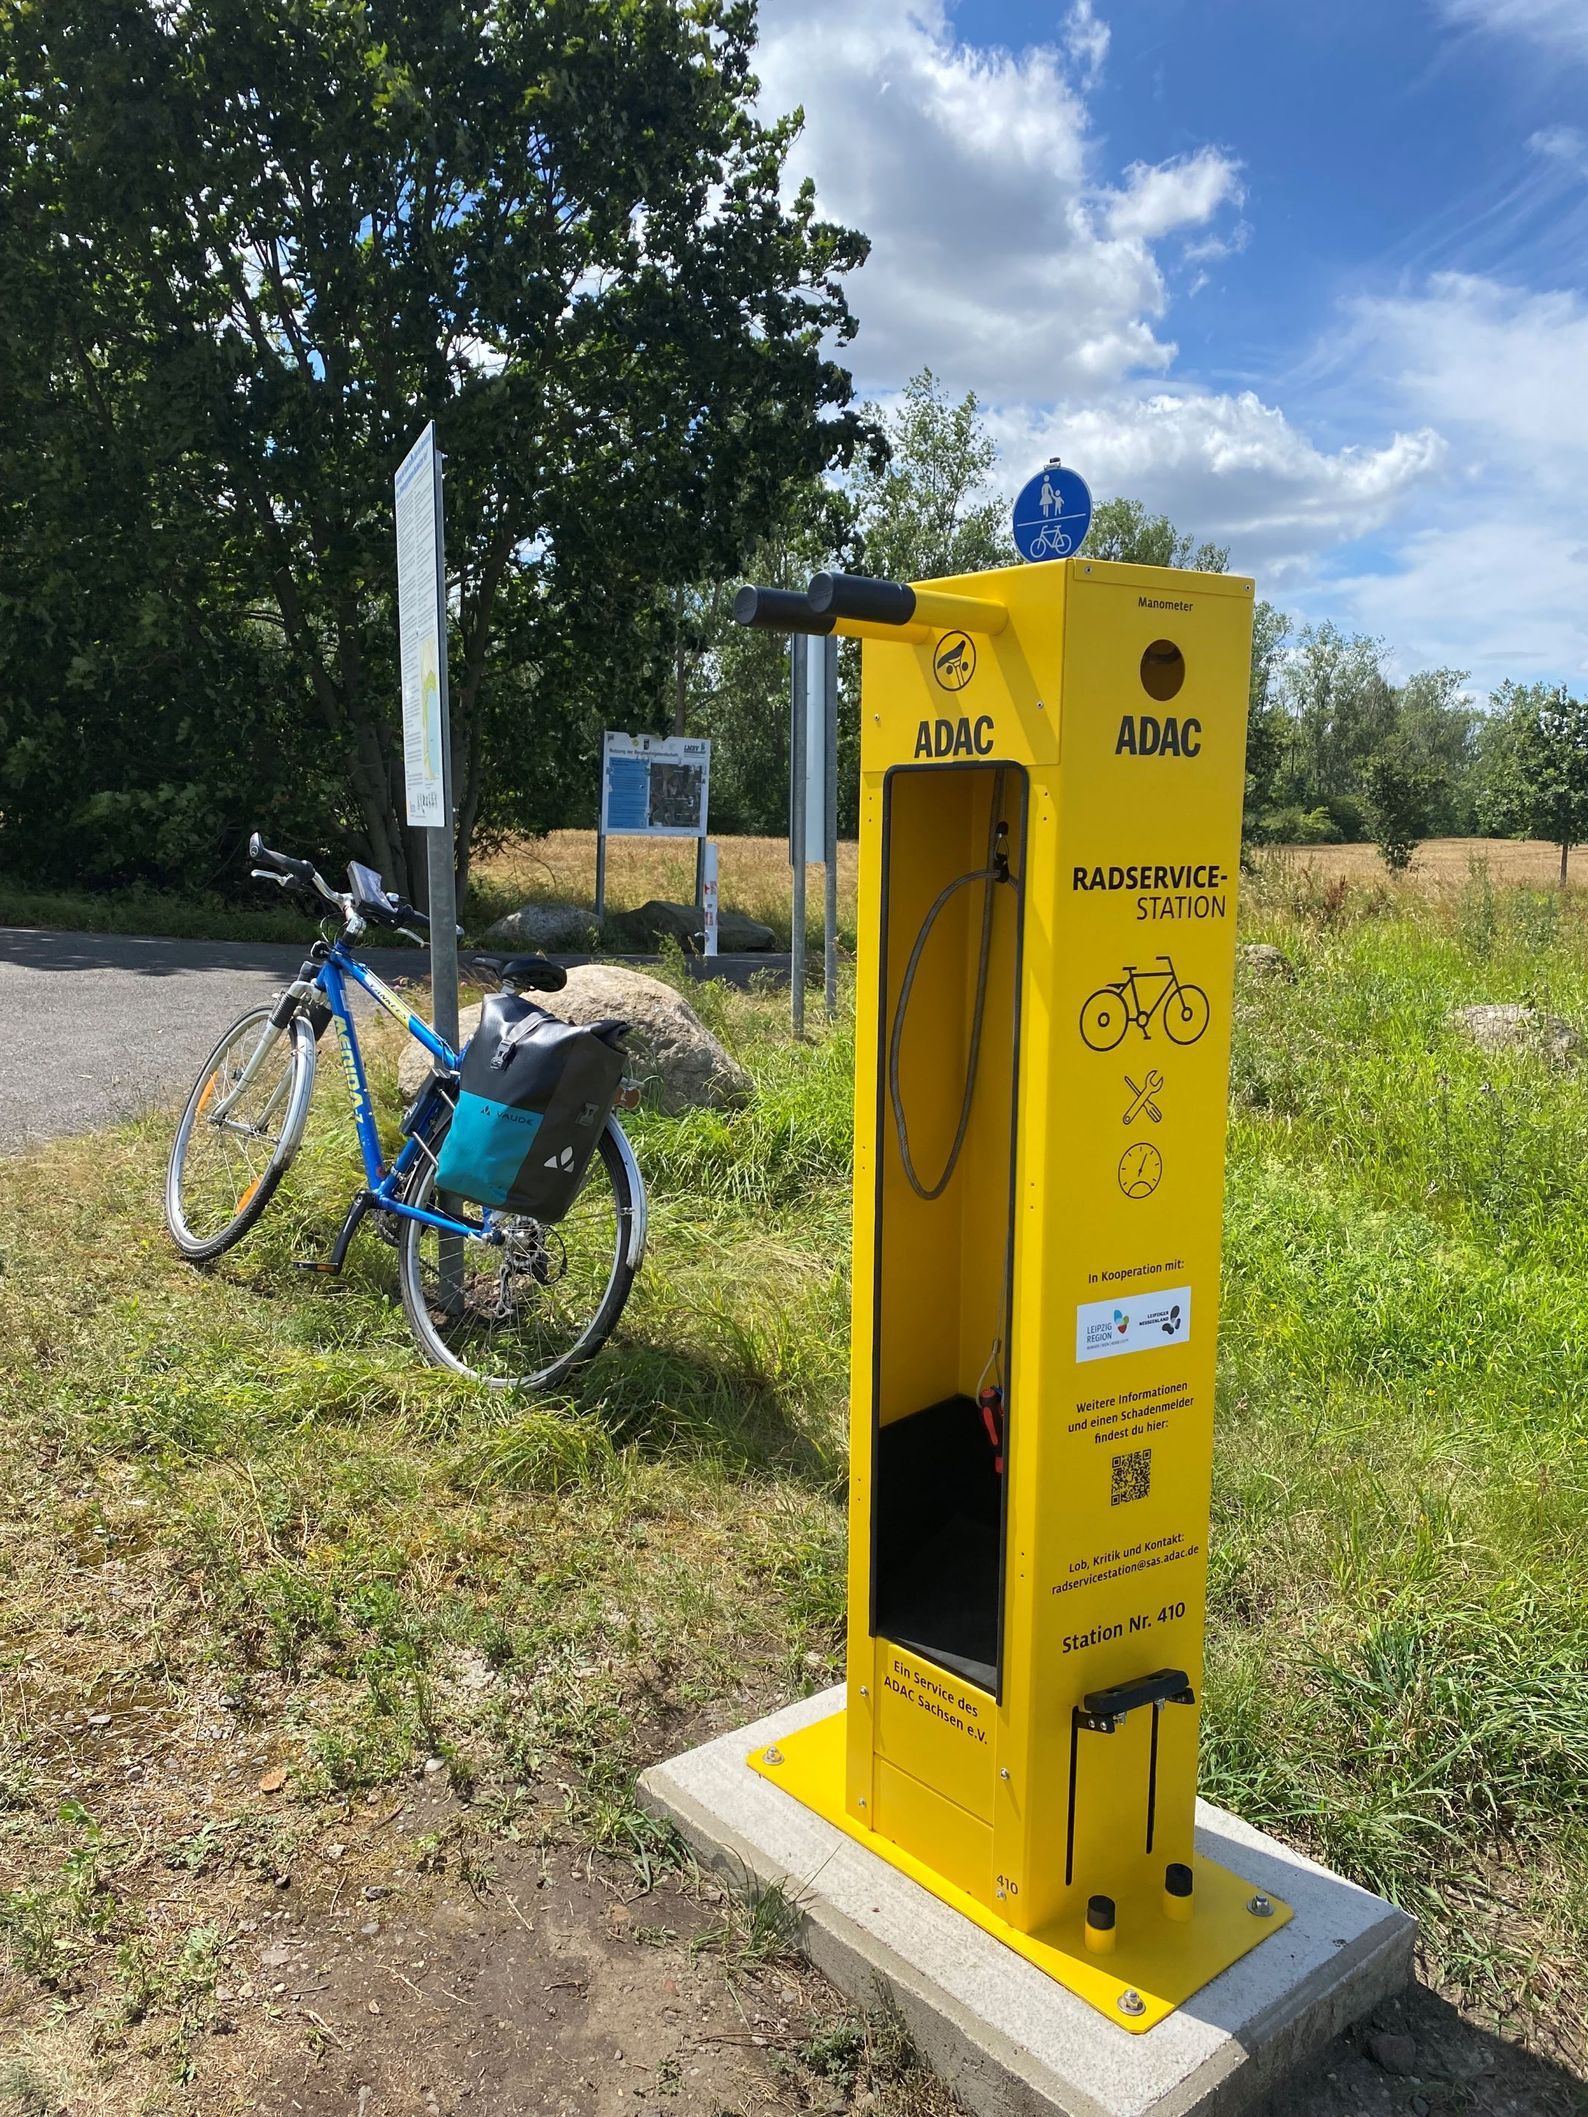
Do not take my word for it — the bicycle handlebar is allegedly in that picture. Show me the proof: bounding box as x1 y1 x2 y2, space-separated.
249 832 338 905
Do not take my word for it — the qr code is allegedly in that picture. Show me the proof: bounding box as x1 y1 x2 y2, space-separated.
1111 1447 1152 1506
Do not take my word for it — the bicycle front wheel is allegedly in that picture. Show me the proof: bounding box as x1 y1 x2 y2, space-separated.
397 1122 638 1391
166 1007 317 1260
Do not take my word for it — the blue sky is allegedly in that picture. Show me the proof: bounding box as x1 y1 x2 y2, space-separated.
754 0 1588 694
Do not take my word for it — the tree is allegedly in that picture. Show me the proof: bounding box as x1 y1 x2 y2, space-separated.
849 370 1009 585
683 370 1004 836
1086 497 1229 574
2 0 869 899
1395 668 1477 835
1363 734 1439 872
1477 682 1588 885
1273 623 1397 815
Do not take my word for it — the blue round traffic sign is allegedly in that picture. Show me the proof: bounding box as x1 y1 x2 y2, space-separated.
1012 463 1092 563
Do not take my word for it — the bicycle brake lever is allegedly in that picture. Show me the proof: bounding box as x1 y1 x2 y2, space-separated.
251 869 292 886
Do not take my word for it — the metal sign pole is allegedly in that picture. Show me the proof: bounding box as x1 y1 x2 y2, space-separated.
789 635 808 1038
822 634 839 1020
702 841 719 957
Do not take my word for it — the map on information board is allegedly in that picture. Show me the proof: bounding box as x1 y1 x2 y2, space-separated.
601 733 711 838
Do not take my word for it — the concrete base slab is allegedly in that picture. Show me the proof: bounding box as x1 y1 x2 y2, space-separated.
639 1686 1415 2117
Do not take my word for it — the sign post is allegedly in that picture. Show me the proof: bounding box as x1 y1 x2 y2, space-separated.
821 633 839 1021
790 632 839 1030
789 636 809 1036
701 841 720 958
394 422 459 1051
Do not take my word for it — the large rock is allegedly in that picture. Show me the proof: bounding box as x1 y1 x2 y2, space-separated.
398 964 751 1114
480 900 598 952
621 898 778 953
1237 943 1294 981
1449 1002 1579 1065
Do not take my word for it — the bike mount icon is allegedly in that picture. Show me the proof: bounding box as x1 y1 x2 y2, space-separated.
1080 955 1210 1052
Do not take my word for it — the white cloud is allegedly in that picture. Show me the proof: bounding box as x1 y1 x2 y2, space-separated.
1062 0 1110 90
988 392 1446 582
1104 151 1244 242
753 0 1243 399
1347 273 1588 473
1436 0 1588 64
754 1 1585 688
1308 273 1588 681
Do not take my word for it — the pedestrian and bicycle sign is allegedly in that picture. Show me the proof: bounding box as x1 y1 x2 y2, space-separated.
1012 461 1092 563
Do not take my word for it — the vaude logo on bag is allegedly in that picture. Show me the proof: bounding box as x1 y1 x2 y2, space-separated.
544 1146 576 1170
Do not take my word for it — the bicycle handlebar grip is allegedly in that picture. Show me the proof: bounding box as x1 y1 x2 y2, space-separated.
248 831 319 887
805 572 918 626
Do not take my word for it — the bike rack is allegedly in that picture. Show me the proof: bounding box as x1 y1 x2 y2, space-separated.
731 556 1285 2031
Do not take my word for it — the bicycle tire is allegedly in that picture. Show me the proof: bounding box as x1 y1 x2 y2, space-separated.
166 1007 317 1261
396 1119 638 1392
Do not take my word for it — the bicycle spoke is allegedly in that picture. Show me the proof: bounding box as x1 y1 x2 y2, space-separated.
172 1015 301 1245
403 1138 629 1386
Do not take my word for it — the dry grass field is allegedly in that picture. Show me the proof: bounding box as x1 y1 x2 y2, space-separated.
474 833 1586 952
1261 837 1583 892
472 829 861 947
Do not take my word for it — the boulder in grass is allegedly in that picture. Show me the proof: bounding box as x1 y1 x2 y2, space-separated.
1237 943 1294 981
480 901 599 952
398 963 751 1114
1449 1002 1579 1066
621 898 777 953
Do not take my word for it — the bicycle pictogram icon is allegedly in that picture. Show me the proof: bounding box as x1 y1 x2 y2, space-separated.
1079 955 1210 1052
1026 520 1073 559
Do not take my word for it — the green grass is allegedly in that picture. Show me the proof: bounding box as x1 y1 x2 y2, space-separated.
0 868 1585 2078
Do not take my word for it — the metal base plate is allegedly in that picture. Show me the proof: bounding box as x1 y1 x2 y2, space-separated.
747 1706 1291 2034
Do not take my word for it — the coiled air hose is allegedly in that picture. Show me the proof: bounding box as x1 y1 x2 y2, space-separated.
888 771 1012 1202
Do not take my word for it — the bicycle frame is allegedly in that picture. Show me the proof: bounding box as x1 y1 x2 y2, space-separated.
313 944 481 1240
225 934 645 1269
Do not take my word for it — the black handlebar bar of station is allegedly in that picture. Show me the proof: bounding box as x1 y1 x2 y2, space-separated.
733 570 1009 641
731 584 835 636
805 572 919 626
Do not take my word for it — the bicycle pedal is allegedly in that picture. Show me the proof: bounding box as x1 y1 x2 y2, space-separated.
294 1257 341 1275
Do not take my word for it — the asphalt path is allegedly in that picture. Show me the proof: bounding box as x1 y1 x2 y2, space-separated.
0 928 792 1153
0 928 349 1153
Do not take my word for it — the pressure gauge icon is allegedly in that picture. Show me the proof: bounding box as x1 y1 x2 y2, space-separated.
1118 1142 1163 1199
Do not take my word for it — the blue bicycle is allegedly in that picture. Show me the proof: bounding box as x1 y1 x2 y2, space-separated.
164 836 646 1390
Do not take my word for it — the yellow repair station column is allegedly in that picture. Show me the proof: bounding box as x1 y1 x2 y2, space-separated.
739 556 1288 2032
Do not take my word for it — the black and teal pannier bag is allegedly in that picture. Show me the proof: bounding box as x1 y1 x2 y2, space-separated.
435 994 628 1218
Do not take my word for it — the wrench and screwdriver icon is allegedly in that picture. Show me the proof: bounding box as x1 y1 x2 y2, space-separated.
1123 1069 1164 1124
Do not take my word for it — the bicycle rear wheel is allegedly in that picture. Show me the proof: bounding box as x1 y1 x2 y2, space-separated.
166 1007 316 1261
396 1122 638 1391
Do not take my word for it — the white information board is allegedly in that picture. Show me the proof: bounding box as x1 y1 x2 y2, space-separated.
394 424 447 828
601 732 711 838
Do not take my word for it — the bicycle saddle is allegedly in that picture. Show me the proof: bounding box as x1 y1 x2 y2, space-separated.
468 952 568 993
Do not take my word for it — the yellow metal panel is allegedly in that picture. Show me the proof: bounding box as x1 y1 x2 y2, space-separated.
874 1643 996 1822
873 1759 992 1902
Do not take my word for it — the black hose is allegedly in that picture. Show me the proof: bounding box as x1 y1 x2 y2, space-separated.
888 773 1010 1202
